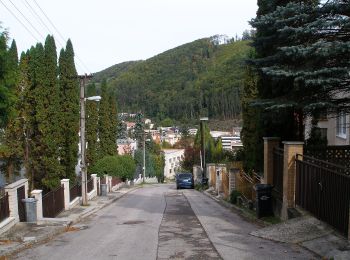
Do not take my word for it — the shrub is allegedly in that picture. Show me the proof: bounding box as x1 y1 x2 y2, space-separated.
91 155 136 180
230 190 241 204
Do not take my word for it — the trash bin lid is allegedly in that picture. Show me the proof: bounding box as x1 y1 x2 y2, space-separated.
254 183 273 191
22 198 37 203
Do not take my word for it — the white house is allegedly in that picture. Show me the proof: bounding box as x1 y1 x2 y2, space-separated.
162 149 185 179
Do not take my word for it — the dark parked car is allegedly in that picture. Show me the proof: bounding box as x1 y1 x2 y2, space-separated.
176 173 194 189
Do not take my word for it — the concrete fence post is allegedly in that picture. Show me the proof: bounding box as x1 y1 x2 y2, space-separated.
31 190 43 219
4 179 28 222
5 186 19 222
281 141 304 220
207 164 216 188
91 174 97 192
263 137 281 185
60 179 70 211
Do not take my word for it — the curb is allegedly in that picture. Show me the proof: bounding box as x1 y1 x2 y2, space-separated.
1 186 140 258
71 185 140 224
202 190 267 227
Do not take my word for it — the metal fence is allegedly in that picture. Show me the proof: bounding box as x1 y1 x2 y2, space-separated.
17 185 26 222
87 178 94 193
296 154 350 237
0 192 10 222
236 171 260 203
70 182 81 202
43 185 65 218
305 146 350 174
273 147 284 198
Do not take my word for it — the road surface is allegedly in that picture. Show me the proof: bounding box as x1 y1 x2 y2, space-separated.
14 184 316 260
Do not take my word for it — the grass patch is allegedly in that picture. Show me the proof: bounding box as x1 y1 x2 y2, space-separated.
195 184 208 191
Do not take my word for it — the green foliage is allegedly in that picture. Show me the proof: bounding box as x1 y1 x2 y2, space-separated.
117 120 127 139
194 123 215 162
230 190 241 204
92 155 136 180
160 117 173 127
0 32 17 129
86 83 99 171
98 80 117 157
133 112 144 147
92 37 252 123
58 39 79 186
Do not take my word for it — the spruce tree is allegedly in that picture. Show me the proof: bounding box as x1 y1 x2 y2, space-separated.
134 112 144 148
58 40 79 183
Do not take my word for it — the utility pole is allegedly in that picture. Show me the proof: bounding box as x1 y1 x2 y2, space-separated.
79 74 93 206
200 117 208 184
143 133 146 183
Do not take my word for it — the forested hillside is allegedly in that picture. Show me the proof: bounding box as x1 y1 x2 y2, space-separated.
93 36 252 123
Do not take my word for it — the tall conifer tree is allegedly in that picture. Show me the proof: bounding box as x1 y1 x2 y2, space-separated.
86 83 99 170
98 80 116 157
58 40 79 182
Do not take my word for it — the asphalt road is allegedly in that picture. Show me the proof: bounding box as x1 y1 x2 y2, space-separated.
14 184 316 260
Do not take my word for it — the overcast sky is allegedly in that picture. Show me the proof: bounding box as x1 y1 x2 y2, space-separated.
1 0 258 74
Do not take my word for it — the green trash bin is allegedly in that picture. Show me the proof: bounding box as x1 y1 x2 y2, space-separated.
254 184 273 218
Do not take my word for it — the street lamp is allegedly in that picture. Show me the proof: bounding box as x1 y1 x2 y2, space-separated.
79 74 100 206
200 117 208 184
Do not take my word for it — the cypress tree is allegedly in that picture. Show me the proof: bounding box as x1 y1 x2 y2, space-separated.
98 80 116 157
108 94 118 151
86 83 99 170
27 43 47 189
1 39 21 182
58 39 79 183
33 35 63 189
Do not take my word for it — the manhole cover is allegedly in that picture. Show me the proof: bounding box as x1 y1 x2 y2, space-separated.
122 220 145 225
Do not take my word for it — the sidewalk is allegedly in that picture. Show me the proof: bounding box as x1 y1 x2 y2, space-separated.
203 188 350 260
0 186 139 258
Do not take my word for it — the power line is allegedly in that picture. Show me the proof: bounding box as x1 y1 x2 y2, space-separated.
22 0 54 38
0 0 40 42
21 0 67 54
32 0 91 73
8 0 45 41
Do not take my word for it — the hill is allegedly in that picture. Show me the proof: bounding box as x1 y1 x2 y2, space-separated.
93 36 252 124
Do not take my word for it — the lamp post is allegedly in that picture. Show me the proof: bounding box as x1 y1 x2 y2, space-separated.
200 117 208 184
79 74 100 206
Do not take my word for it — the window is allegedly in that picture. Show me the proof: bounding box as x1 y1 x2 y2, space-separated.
336 112 347 138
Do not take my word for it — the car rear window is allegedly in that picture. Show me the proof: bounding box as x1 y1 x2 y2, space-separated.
178 173 192 178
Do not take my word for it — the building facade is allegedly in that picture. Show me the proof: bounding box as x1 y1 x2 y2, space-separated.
162 149 185 179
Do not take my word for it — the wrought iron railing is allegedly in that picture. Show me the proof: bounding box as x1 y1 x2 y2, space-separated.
70 182 82 202
42 185 65 218
87 178 94 193
272 147 284 197
296 154 350 237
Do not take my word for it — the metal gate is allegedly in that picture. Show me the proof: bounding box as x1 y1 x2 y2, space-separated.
43 185 65 218
17 186 26 222
296 154 350 236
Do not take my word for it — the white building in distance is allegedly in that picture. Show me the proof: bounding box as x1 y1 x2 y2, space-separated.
163 149 185 179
